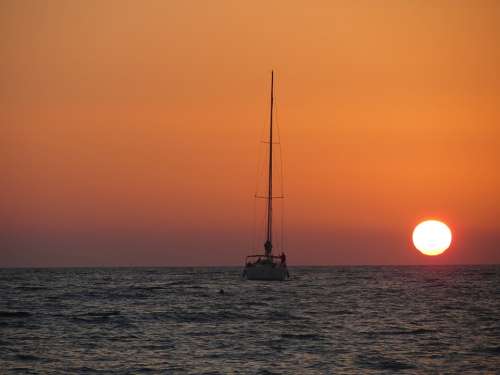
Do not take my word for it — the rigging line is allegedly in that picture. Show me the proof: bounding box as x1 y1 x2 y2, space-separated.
274 73 285 200
274 72 286 251
265 70 274 248
254 121 265 197
255 77 272 251
252 77 271 251
259 120 270 248
279 122 286 251
252 192 256 251
283 201 286 251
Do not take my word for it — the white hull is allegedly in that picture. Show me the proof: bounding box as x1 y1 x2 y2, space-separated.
243 264 289 281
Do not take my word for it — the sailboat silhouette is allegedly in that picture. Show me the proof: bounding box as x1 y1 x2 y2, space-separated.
242 71 289 281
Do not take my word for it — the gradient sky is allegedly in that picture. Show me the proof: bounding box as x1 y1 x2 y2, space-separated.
1 0 499 267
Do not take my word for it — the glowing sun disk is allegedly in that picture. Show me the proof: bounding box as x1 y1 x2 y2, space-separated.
412 220 452 256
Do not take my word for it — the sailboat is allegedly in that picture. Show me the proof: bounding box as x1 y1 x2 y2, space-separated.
242 71 289 281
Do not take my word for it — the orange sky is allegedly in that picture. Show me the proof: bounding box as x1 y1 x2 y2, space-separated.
1 0 499 266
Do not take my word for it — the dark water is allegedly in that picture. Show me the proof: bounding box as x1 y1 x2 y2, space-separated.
1 266 499 374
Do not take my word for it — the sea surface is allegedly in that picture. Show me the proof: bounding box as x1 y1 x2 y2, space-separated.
0 266 499 374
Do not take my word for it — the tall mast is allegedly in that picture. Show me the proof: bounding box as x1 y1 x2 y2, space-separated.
264 71 274 256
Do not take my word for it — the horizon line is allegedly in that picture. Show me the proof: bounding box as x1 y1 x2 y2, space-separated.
1 263 498 269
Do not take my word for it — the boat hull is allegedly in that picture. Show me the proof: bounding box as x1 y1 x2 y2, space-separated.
243 264 289 281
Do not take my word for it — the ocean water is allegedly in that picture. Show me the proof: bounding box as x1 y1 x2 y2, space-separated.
0 266 499 374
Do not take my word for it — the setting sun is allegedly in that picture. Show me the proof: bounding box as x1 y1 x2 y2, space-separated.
412 220 452 256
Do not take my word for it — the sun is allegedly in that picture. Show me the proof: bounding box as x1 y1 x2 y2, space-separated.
412 220 452 256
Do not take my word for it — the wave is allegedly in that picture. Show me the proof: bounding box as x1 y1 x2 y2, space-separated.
267 310 307 321
85 310 121 317
72 310 127 324
132 285 169 292
356 355 416 370
473 345 500 355
0 311 32 318
18 286 48 291
15 354 40 361
280 333 323 341
360 328 435 336
152 310 253 323
257 370 281 375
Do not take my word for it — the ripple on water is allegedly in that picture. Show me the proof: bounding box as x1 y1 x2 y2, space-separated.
356 354 416 370
0 311 32 318
0 266 498 373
